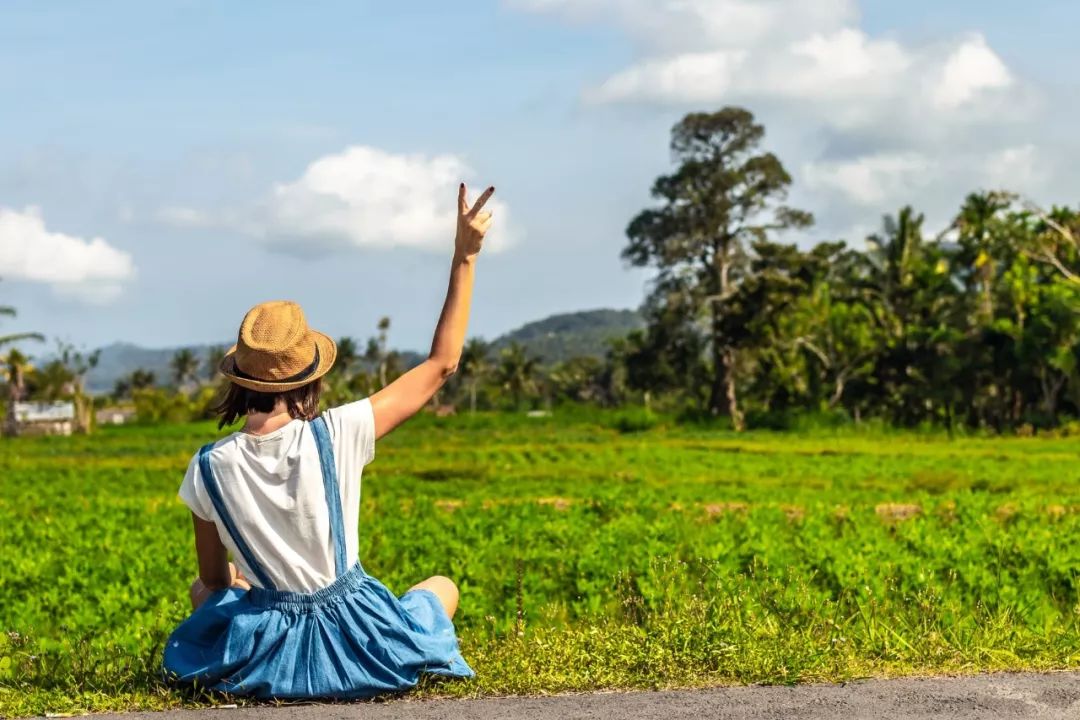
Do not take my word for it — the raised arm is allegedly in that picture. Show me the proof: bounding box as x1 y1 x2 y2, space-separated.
370 183 494 439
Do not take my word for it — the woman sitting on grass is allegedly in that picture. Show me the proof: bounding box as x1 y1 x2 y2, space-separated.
162 184 495 698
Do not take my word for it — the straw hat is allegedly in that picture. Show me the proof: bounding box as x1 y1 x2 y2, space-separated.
219 301 337 393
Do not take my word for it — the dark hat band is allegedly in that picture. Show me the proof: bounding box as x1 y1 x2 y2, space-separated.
233 345 320 385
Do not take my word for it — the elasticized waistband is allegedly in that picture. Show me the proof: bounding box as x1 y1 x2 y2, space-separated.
248 562 369 612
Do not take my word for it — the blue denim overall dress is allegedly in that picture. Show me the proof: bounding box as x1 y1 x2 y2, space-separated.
162 416 474 698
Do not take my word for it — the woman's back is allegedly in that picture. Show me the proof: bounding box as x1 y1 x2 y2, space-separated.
179 399 375 592
163 182 494 698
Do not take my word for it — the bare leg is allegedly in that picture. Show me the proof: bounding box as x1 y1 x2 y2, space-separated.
408 575 459 619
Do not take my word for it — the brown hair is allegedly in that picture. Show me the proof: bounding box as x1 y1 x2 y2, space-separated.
213 379 323 429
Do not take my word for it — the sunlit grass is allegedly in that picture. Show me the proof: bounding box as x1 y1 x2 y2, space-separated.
2 410 1080 716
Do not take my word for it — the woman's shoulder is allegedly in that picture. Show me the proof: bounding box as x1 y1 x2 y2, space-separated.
321 399 376 465
193 434 238 459
321 399 374 432
184 434 249 479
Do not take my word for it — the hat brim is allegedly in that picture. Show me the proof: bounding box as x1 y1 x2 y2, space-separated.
219 331 337 393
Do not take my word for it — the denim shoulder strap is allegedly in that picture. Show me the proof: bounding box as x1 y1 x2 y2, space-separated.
197 441 276 590
310 416 348 578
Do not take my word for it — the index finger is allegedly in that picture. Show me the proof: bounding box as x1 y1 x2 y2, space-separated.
468 186 495 217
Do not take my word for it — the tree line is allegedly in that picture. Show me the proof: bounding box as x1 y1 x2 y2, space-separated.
6 105 1080 433
95 318 558 423
617 107 1080 432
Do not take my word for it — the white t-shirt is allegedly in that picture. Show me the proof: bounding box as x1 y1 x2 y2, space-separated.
178 399 376 592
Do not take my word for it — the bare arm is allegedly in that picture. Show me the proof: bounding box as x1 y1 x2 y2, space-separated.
371 183 494 439
191 514 230 603
190 514 250 609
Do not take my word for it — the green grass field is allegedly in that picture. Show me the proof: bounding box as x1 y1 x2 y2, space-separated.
3 411 1080 716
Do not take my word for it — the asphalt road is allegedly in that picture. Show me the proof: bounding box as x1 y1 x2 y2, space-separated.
106 672 1080 720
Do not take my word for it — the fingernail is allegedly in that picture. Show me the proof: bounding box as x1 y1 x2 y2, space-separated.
460 182 465 189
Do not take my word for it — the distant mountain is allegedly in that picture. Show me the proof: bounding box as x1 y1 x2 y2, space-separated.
85 308 643 394
86 342 229 394
489 309 643 364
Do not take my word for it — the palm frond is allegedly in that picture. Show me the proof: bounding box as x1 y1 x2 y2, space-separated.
0 332 45 348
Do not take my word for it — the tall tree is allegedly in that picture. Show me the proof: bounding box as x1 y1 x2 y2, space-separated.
1023 202 1080 286
336 336 360 377
856 207 969 426
376 317 391 388
56 343 100 434
458 338 490 413
0 300 45 436
549 355 606 405
952 191 1016 326
623 107 812 428
171 348 200 390
204 345 227 383
113 368 156 400
3 349 33 437
496 342 540 409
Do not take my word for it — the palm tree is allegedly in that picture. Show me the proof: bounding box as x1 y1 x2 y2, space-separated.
3 349 34 436
361 319 393 389
496 342 540 410
0 301 45 436
32 359 74 402
376 317 391 387
459 338 490 413
952 191 1013 326
171 348 200 390
862 206 929 336
0 303 45 350
57 344 99 434
114 368 156 400
336 336 359 377
204 346 227 383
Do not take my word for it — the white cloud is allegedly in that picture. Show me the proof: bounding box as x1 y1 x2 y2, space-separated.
931 34 1013 110
591 28 915 113
804 144 1051 242
159 146 516 256
521 0 1017 121
589 50 745 105
775 29 911 102
267 146 513 253
803 152 935 206
982 144 1038 190
0 206 134 302
575 13 1016 136
517 0 1050 238
805 145 1045 208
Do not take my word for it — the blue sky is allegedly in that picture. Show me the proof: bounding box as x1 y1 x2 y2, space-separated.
3 1 1077 352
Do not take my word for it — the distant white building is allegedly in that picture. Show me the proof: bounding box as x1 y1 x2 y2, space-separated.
12 401 76 436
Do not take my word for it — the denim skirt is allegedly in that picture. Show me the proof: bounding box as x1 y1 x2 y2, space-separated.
162 562 474 699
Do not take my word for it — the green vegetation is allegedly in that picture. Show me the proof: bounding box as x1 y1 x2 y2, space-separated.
5 104 1080 715
70 107 1080 435
489 309 644 363
3 411 1080 716
0 297 45 437
621 107 1080 432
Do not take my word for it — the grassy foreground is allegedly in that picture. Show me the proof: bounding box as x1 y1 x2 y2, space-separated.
2 410 1080 715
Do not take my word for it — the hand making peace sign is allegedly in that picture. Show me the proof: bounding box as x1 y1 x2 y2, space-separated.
455 183 495 260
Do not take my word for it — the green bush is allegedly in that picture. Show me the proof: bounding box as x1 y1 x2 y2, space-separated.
132 389 198 425
605 408 661 433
